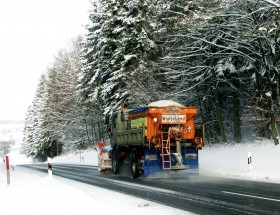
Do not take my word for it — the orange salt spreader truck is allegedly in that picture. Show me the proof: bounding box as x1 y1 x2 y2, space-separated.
108 100 203 178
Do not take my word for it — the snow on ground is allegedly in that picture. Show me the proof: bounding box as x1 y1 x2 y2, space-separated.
0 165 193 215
1 134 279 215
200 139 280 184
0 123 194 215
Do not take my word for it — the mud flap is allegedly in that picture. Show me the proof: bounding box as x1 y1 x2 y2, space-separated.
182 148 199 175
143 149 162 177
144 148 199 177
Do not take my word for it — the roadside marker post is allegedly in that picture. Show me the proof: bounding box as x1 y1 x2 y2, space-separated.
248 152 252 172
47 157 52 179
6 155 10 185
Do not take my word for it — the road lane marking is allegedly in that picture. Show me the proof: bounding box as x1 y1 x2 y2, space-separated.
222 191 280 203
96 176 179 195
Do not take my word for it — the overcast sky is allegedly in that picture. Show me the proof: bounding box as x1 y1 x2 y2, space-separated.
0 0 91 121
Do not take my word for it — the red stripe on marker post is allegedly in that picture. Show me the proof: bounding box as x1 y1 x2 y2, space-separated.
6 155 10 185
6 155 10 170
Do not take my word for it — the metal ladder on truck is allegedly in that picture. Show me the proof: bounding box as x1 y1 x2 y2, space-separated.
161 130 171 169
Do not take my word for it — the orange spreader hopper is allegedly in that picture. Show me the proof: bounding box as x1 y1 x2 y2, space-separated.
129 100 200 147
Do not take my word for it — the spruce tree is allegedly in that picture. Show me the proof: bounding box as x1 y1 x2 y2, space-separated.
80 0 158 116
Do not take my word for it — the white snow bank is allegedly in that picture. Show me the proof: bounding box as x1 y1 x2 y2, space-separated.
5 150 32 165
199 139 280 183
52 150 98 165
0 165 193 215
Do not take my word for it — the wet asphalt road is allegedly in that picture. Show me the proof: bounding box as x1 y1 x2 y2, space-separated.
20 164 280 215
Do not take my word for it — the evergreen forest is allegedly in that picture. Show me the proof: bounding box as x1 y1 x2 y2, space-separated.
21 0 280 161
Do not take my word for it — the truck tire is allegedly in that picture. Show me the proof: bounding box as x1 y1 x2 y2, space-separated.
112 158 118 175
131 160 139 179
112 149 119 175
130 152 140 179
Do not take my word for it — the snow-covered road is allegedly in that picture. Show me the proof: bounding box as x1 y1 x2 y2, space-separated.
19 162 280 215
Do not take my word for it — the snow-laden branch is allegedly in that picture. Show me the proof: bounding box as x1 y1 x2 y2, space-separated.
167 75 210 96
262 0 280 7
188 35 256 62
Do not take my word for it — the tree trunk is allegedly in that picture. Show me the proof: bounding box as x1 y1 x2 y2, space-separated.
210 56 227 143
196 87 210 144
267 73 279 146
274 76 280 146
233 90 241 143
232 76 241 143
254 63 270 138
84 119 92 147
270 112 279 145
213 85 227 143
277 76 280 112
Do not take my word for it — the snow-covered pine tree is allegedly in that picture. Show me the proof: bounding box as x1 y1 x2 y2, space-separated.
41 37 101 153
22 74 49 161
22 37 103 159
80 0 158 117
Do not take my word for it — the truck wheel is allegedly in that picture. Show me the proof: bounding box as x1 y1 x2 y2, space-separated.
131 160 139 179
131 152 140 179
112 158 118 174
112 148 119 175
